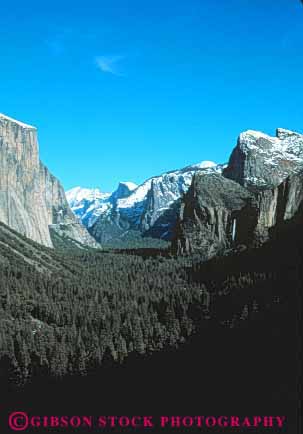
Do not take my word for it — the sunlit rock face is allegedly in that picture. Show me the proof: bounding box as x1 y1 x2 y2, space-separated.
0 113 97 248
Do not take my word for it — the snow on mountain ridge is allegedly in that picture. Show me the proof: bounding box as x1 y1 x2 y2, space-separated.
119 181 138 190
66 187 109 205
190 160 217 169
0 113 36 130
239 129 303 163
67 127 303 244
115 161 221 210
67 160 222 242
66 187 112 228
67 160 220 217
117 180 152 209
224 127 303 189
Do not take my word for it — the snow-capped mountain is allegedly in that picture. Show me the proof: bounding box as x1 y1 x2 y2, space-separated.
66 127 303 247
66 187 107 205
66 161 223 244
174 127 303 258
66 187 111 228
224 128 303 189
66 182 139 230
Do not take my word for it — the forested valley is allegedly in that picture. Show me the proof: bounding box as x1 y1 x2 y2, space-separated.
0 218 301 390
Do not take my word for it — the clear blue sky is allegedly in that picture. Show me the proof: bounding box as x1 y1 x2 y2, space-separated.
1 0 302 192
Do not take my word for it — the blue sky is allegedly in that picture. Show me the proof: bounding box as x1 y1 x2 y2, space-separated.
0 0 302 192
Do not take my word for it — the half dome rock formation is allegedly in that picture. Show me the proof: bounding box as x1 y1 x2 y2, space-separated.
0 113 97 248
223 128 303 190
110 181 138 202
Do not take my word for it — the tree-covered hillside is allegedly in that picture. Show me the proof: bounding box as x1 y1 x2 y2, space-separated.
0 218 301 389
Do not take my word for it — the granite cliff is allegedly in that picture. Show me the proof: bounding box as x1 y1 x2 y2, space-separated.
223 128 303 189
0 113 97 248
173 173 255 257
173 128 303 258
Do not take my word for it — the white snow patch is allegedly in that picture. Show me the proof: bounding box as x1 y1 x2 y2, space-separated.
66 187 109 204
194 160 217 169
0 113 36 129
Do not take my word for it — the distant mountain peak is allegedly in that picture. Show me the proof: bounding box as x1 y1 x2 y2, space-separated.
187 160 217 170
196 160 217 168
110 181 138 202
66 187 108 204
67 160 223 244
119 181 138 190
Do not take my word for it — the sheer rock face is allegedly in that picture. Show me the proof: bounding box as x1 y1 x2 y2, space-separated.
221 127 303 247
174 127 303 258
173 170 303 258
252 171 303 244
0 114 97 248
173 173 255 258
223 128 303 190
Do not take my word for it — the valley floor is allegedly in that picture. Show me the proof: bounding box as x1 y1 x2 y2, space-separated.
0 221 301 433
